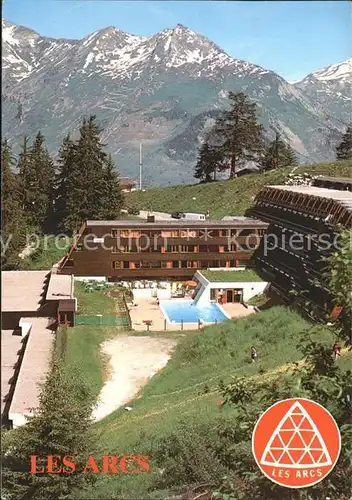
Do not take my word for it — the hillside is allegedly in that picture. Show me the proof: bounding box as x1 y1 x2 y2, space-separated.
3 19 350 185
66 306 349 499
127 160 352 218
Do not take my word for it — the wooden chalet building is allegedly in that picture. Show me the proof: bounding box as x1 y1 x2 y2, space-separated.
58 217 268 280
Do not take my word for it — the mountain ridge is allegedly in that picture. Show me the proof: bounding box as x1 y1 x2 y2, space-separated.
2 18 350 186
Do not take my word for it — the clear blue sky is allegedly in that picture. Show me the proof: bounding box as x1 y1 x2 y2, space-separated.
3 0 351 82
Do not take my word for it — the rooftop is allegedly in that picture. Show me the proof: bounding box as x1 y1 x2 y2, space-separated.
267 185 352 203
199 269 265 283
86 218 268 228
1 330 25 415
9 317 55 420
2 271 50 312
46 274 74 301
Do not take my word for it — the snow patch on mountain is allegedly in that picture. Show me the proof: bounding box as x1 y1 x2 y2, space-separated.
313 58 352 82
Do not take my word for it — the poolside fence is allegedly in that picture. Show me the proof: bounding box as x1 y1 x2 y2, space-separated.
75 315 130 327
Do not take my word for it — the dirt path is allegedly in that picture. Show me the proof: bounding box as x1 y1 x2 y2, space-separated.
92 335 178 421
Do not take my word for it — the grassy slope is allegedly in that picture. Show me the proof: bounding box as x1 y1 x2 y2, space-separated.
19 235 71 270
76 307 346 499
127 160 352 218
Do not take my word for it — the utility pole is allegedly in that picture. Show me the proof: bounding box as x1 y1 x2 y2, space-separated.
139 142 143 190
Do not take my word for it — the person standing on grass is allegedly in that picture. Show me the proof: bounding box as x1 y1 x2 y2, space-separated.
251 346 257 363
332 343 341 361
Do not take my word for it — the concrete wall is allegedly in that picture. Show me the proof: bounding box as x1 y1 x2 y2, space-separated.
132 288 171 300
195 281 268 306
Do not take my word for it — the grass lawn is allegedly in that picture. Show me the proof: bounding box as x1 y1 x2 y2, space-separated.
201 269 264 282
126 160 352 219
74 306 338 499
74 282 117 315
19 235 71 270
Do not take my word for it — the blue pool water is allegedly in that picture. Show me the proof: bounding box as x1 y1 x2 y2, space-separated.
160 299 229 324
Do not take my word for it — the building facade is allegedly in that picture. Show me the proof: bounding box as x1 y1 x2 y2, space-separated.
59 218 268 280
247 182 352 316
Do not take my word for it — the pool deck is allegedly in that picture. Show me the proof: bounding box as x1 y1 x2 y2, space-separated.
129 298 255 332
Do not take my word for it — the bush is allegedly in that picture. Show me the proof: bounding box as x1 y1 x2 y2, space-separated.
151 419 227 490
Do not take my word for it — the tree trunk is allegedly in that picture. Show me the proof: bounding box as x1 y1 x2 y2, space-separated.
229 155 236 179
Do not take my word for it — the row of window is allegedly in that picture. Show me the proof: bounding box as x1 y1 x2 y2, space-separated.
110 228 264 238
110 243 255 253
111 260 249 270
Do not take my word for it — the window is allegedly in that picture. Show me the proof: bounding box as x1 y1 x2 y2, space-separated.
123 261 129 269
149 246 162 253
120 230 129 238
210 289 216 300
187 261 197 268
170 245 179 252
111 229 119 238
151 261 161 269
238 229 255 237
172 261 179 268
239 242 255 251
179 245 196 253
229 244 237 252
229 259 236 267
112 261 121 269
161 261 168 268
181 261 188 268
199 245 208 253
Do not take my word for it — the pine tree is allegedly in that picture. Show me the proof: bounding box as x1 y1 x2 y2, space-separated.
54 134 76 232
1 140 27 269
2 357 95 500
63 115 121 233
98 154 124 219
214 92 265 179
30 132 55 231
194 141 223 183
262 133 298 171
336 125 352 160
18 133 55 231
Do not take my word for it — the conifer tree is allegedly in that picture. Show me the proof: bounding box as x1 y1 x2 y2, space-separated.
2 357 95 500
30 132 55 231
1 140 26 269
336 125 352 160
54 134 76 232
63 115 123 233
18 133 55 231
262 133 298 170
214 92 265 179
194 140 223 183
98 154 124 219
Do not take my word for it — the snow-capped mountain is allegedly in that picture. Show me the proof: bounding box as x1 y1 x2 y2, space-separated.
294 58 351 127
2 19 350 186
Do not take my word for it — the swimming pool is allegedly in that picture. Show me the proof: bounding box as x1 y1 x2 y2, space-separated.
160 299 229 324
